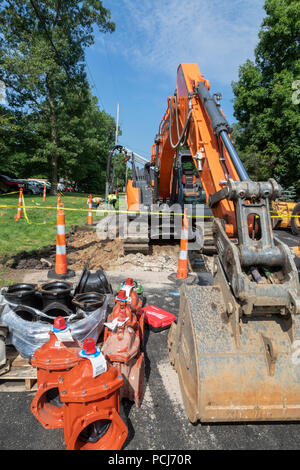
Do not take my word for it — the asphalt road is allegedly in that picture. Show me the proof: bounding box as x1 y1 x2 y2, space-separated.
0 229 299 450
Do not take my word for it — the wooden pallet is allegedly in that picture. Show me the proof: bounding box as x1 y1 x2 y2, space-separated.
0 346 37 392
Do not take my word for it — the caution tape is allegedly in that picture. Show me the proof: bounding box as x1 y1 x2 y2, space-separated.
0 191 19 196
0 202 299 220
20 194 56 225
0 203 214 218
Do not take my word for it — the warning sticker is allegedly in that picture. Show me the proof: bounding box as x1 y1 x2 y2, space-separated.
79 347 107 378
104 317 129 331
53 327 74 343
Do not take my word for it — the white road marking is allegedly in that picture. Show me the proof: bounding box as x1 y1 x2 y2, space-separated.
157 360 184 410
138 382 161 450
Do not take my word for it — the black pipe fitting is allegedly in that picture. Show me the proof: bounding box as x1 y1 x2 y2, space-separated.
74 267 112 296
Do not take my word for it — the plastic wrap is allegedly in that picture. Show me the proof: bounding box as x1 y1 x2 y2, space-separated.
0 289 109 360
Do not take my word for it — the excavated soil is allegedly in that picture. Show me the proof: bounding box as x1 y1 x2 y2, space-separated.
2 226 181 273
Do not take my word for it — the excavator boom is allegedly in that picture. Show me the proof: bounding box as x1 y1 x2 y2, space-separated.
152 63 300 422
105 65 300 421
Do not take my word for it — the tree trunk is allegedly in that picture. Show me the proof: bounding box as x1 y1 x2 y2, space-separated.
46 74 58 195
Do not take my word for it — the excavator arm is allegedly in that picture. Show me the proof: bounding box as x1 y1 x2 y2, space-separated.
105 65 300 422
159 64 300 423
151 63 249 236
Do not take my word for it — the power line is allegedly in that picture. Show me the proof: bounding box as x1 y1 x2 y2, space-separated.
29 0 72 82
30 0 109 112
86 61 106 111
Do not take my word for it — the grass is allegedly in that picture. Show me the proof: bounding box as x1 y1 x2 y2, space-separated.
0 265 15 288
0 192 106 257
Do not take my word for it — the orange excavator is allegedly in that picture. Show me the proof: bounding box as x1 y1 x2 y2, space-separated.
164 64 300 422
113 63 300 422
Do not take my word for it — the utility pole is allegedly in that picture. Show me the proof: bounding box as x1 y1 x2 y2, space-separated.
115 102 119 145
111 102 119 190
106 102 119 209
113 102 120 193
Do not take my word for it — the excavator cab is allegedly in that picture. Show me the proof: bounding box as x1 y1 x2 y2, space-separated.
181 158 204 206
171 151 206 209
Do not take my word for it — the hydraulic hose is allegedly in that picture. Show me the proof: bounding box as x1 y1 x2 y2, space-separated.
219 131 249 181
196 82 249 181
169 97 192 149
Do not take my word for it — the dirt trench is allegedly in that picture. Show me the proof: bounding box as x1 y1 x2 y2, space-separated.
2 226 181 274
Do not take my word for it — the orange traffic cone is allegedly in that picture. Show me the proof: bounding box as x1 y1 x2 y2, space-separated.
15 187 23 221
177 210 189 279
168 209 196 285
48 203 75 279
57 193 61 209
43 184 47 201
87 194 93 225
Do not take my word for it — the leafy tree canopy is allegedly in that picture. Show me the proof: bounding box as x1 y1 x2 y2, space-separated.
0 0 116 193
232 0 300 196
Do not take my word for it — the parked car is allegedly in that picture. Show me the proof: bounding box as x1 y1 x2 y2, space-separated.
0 174 28 193
33 180 51 192
57 182 65 192
26 180 44 195
25 179 51 194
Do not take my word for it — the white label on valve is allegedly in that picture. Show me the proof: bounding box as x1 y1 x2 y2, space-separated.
79 347 107 377
91 352 107 378
104 317 129 331
53 327 74 343
122 285 133 299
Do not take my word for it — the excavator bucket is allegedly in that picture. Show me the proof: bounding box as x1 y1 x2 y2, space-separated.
168 283 300 423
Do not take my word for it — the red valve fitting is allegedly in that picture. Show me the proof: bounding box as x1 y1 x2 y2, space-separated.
102 293 145 407
117 280 142 315
53 316 67 330
83 338 97 355
30 325 82 429
59 349 127 450
116 289 128 301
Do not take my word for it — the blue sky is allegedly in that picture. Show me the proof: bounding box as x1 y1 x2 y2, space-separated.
85 0 265 159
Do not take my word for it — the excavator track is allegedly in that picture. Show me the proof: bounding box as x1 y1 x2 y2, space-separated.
121 213 215 255
123 239 150 255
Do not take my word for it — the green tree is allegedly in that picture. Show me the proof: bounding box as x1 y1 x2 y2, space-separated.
0 0 115 192
232 0 300 195
111 153 128 190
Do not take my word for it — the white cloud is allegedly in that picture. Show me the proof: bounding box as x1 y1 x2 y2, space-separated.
105 0 265 85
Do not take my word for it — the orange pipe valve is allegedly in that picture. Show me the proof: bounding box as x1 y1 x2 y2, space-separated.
30 317 82 429
59 338 127 450
117 278 143 314
102 290 145 407
116 279 145 347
